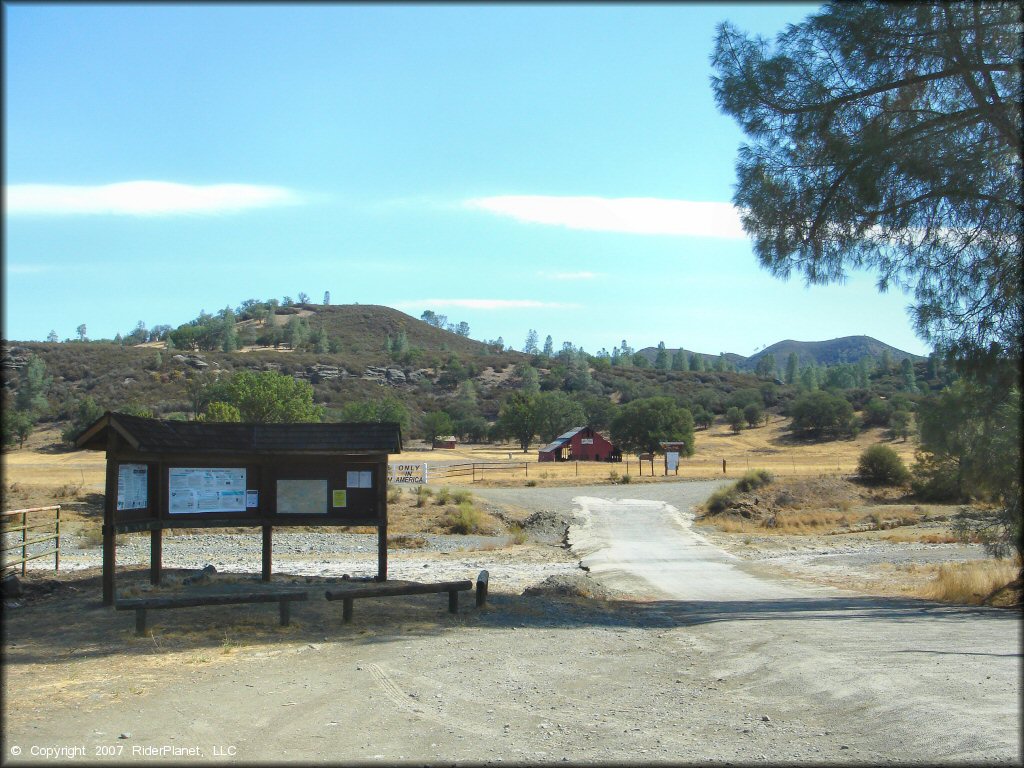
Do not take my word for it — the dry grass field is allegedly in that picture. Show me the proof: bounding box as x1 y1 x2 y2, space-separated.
2 416 917 519
401 415 918 486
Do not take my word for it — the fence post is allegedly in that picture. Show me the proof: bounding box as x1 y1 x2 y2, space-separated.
55 505 61 572
21 511 27 576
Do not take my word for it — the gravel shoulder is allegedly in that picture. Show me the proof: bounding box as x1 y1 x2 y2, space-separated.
2 480 1020 765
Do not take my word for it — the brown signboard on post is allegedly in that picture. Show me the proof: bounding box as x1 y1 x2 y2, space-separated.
76 412 402 605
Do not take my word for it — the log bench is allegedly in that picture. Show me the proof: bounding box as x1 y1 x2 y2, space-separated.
116 591 309 636
325 575 486 622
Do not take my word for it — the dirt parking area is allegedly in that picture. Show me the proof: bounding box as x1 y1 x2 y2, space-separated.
2 482 1020 765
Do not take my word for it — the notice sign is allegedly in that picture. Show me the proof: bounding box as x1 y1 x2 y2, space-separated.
387 463 427 484
117 464 148 511
168 467 247 514
277 479 328 514
666 452 680 471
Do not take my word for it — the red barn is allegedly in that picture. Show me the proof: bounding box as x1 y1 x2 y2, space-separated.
537 426 621 462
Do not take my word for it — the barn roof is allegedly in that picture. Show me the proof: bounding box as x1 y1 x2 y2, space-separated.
537 426 589 454
75 412 402 454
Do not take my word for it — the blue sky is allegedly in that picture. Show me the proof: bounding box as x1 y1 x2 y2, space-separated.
4 3 930 357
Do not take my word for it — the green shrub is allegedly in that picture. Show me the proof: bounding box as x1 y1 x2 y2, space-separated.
620 474 632 484
705 486 739 514
857 444 911 486
525 479 537 487
735 469 773 493
447 501 481 534
507 522 528 545
414 486 433 507
451 489 472 504
435 487 452 505
386 485 402 504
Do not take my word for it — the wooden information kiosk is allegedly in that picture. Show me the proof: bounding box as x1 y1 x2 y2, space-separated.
76 412 402 606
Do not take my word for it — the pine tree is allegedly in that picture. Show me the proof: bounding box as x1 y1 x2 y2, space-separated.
785 352 799 385
654 342 669 370
542 335 554 357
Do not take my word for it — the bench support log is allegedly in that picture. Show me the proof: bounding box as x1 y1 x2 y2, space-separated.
135 608 147 636
118 591 307 635
328 579 472 623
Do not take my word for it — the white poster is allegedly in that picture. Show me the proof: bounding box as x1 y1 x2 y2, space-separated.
666 452 680 471
117 463 148 511
387 463 427 484
346 470 373 488
168 468 247 514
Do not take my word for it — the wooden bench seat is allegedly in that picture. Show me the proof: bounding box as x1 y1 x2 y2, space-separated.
325 577 479 622
116 591 308 635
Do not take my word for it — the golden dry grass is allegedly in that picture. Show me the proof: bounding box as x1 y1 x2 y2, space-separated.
918 558 1021 604
402 415 918 486
4 416 917 514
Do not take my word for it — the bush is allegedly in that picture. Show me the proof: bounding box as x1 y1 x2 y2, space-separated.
705 486 739 514
507 522 528 545
435 487 452 505
447 501 481 534
858 444 910 486
735 469 773 493
414 486 433 507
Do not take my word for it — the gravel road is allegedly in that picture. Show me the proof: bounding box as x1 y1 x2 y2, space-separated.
3 480 1020 765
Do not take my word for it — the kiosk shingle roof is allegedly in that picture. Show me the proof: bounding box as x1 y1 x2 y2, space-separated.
76 412 402 454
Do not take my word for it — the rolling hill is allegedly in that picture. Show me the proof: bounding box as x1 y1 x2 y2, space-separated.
638 335 925 371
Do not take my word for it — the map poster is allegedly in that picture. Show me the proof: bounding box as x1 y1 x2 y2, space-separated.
168 467 247 514
117 463 148 511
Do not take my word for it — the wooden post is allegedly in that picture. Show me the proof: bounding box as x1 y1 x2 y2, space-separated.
448 590 459 613
102 453 119 606
723 459 727 474
21 511 27 576
476 570 489 607
262 525 272 582
343 597 354 622
55 505 60 572
279 599 291 627
150 528 162 585
135 608 147 636
377 459 388 582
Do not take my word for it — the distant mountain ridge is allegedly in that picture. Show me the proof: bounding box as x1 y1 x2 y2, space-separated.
638 335 925 370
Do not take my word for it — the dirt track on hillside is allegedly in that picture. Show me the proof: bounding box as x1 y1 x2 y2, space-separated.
2 482 1020 764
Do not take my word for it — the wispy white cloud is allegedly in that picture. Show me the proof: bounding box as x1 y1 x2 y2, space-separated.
6 263 54 275
397 298 581 311
6 181 301 216
465 195 747 239
538 270 604 281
